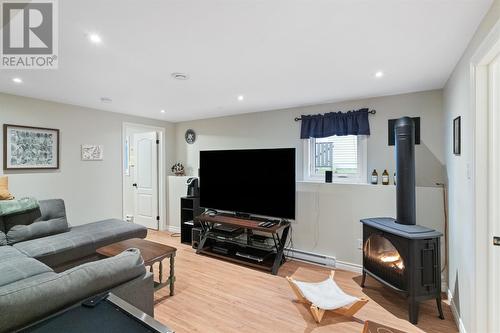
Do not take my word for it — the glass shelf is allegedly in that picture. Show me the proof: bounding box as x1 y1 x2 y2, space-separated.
206 231 276 252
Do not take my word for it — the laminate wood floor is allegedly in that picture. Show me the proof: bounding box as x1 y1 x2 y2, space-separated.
147 231 457 333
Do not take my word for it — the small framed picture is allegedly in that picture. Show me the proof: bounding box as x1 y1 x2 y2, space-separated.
453 116 461 155
81 145 103 161
3 124 59 170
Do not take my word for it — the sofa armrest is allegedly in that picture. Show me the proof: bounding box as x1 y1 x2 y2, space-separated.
111 271 154 316
0 248 146 333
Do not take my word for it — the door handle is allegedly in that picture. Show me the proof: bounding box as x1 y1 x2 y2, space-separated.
494 237 500 246
132 183 137 188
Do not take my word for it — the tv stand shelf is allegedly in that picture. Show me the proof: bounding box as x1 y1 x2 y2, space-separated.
198 247 276 271
195 213 291 275
204 232 275 251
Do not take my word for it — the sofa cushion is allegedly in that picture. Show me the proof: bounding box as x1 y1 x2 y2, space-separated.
0 246 27 263
0 257 54 288
13 219 147 268
4 199 68 245
36 199 68 222
0 246 53 290
6 217 68 245
0 248 146 333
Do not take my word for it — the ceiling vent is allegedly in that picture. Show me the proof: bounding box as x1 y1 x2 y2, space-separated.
171 72 189 80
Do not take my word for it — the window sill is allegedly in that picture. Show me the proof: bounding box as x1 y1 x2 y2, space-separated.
298 179 372 186
297 181 442 190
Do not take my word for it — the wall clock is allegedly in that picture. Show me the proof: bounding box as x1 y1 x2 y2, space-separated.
185 129 196 144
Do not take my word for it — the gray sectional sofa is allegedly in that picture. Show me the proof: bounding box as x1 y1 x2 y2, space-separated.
0 199 153 333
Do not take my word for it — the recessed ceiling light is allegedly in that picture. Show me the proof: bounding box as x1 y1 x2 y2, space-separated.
374 71 384 78
237 95 244 101
171 72 189 80
100 97 112 103
12 77 22 84
88 33 102 44
160 109 165 113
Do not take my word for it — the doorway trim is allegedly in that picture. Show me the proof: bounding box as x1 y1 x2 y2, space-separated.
122 122 167 231
471 19 500 333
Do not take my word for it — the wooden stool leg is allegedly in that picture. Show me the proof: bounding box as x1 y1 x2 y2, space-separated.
169 254 175 296
332 297 369 318
310 305 325 323
286 277 307 303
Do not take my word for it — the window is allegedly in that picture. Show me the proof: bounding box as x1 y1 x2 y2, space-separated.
305 135 367 183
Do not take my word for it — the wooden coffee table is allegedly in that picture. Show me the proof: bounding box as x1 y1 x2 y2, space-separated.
97 238 177 296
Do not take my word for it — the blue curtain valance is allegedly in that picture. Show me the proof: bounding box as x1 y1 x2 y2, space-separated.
300 108 371 139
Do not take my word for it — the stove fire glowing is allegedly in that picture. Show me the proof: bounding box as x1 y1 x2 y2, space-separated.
379 252 404 270
364 234 405 272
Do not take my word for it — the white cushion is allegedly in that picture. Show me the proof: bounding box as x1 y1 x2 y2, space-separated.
292 277 359 310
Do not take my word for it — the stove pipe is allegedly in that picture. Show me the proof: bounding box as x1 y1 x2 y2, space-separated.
395 117 416 226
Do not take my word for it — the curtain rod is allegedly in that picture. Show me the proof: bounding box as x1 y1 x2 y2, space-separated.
294 109 376 121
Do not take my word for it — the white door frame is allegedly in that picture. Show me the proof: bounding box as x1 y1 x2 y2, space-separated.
122 122 166 231
471 19 500 333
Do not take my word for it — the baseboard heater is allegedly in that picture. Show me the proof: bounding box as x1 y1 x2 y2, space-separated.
285 248 336 267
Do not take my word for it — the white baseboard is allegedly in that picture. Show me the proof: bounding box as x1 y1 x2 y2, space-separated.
285 248 362 273
448 289 467 333
166 225 180 233
336 260 362 273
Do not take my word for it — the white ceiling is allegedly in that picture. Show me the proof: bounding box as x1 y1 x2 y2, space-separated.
0 0 492 122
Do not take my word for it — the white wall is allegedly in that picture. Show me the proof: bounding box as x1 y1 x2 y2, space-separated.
443 1 500 332
294 182 444 267
0 93 176 226
174 90 446 268
176 90 445 187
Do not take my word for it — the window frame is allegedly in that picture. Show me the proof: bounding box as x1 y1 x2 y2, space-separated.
303 135 368 184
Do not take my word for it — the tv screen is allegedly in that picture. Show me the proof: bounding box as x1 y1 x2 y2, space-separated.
199 148 296 219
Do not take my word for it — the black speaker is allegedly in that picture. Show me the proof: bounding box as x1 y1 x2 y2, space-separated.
325 170 333 183
192 227 202 249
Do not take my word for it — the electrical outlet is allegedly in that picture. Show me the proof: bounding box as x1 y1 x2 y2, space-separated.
357 239 363 250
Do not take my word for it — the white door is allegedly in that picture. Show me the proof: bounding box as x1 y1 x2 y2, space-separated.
133 132 159 229
487 54 500 332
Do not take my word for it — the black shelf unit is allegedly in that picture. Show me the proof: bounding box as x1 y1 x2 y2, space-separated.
195 213 291 275
180 196 201 245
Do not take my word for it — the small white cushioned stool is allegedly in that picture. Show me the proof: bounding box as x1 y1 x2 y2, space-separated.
286 270 369 323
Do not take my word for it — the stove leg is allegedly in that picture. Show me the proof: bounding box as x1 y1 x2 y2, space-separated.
409 300 419 324
436 296 444 320
361 271 366 288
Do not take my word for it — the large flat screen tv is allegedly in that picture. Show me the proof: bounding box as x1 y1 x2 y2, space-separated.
199 148 296 219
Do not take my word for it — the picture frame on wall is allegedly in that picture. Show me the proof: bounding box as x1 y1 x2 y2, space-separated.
81 144 104 161
3 124 60 170
453 116 461 155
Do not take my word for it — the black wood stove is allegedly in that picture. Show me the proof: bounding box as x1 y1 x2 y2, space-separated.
360 117 444 324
